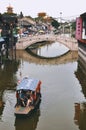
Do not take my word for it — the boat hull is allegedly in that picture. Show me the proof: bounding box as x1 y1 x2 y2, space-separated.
15 96 41 117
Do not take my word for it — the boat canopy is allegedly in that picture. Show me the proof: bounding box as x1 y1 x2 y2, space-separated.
16 77 40 91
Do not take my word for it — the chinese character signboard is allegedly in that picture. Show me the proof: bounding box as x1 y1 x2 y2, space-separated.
76 17 82 40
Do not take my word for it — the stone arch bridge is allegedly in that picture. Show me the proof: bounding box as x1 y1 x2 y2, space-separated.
16 34 78 51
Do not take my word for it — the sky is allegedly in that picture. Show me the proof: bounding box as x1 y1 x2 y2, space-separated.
0 0 86 20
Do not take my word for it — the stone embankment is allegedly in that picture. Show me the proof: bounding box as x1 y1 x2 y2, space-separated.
16 34 78 51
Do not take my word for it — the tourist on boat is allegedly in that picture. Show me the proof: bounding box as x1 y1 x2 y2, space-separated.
26 91 36 107
19 90 28 107
26 98 32 107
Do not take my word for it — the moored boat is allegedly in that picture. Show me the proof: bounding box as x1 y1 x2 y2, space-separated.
14 77 42 117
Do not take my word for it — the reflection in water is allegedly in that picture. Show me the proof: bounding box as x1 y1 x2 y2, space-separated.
74 56 86 130
74 102 86 130
0 90 16 130
15 109 40 130
0 57 41 130
1 45 86 130
0 60 20 129
0 100 4 119
16 50 78 65
27 41 69 58
75 58 86 98
0 60 20 90
1 90 16 123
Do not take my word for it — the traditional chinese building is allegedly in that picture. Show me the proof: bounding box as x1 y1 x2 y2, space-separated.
0 5 18 63
76 12 86 65
7 4 13 14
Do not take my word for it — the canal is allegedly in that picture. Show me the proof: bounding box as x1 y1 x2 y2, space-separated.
0 41 86 130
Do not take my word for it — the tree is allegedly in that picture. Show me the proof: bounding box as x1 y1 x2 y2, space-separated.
71 21 76 31
71 21 76 37
19 11 23 18
51 18 60 29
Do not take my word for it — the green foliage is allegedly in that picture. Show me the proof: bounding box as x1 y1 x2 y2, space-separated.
71 21 76 31
51 18 60 29
3 12 17 16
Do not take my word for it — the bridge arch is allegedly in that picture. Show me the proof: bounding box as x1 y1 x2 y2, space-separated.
26 42 70 59
16 34 78 51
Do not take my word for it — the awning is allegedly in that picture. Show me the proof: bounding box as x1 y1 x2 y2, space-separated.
16 77 40 91
39 30 44 33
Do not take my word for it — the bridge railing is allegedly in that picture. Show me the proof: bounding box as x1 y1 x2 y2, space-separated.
16 34 78 51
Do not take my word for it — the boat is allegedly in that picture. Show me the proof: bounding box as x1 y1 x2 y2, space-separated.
14 77 42 117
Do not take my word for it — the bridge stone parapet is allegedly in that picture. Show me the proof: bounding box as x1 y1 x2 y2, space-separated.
56 35 78 51
16 34 78 51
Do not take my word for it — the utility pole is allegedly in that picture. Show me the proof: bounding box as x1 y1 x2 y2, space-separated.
60 12 62 35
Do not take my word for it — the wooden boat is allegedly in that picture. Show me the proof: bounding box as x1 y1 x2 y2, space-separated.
14 77 42 117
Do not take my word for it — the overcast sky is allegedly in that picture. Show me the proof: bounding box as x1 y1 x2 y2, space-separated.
0 0 86 20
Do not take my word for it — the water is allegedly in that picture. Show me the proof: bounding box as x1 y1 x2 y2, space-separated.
29 41 69 58
0 42 86 130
